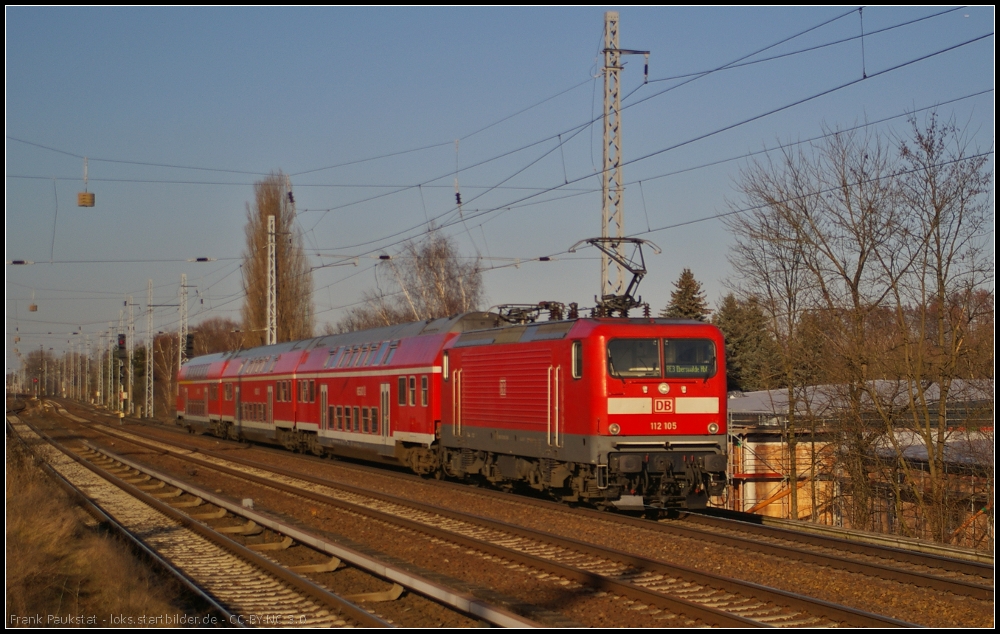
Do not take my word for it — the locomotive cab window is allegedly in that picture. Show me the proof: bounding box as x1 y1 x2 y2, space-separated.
607 339 660 378
663 339 717 378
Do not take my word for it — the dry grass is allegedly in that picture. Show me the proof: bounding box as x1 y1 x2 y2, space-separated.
5 439 210 627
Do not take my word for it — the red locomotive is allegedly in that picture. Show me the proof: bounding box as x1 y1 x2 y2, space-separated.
177 310 728 510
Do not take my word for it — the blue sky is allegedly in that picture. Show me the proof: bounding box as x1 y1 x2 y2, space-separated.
6 6 994 367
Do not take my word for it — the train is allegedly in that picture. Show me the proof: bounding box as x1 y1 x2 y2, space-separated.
176 310 728 510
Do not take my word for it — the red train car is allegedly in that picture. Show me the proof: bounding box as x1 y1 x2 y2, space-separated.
177 312 727 510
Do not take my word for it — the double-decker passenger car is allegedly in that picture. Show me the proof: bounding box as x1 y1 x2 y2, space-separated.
178 312 727 510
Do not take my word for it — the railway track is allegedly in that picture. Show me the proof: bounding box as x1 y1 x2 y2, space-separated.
43 400 994 626
669 511 993 597
55 414 918 628
21 404 564 627
76 400 990 602
8 416 387 628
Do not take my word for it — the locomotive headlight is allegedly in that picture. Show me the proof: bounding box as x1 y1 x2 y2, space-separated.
707 422 720 434
609 423 621 435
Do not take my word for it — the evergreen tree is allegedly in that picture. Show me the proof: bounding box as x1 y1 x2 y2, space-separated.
660 268 710 321
712 294 779 392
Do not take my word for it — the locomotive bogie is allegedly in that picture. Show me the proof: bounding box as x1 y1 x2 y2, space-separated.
177 313 729 511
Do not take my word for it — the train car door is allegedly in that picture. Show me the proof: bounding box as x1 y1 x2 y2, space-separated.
235 384 242 437
320 385 328 430
548 365 562 447
380 383 390 437
452 369 463 437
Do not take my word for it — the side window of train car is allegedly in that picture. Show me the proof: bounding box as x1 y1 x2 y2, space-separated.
382 341 399 365
338 347 354 368
442 351 449 380
363 344 378 366
421 376 428 407
352 345 364 367
362 408 370 433
572 341 583 379
408 376 416 406
372 341 389 365
398 377 406 406
336 406 344 430
370 407 379 434
225 383 234 401
209 384 218 400
353 406 361 432
309 380 316 403
323 346 344 368
344 406 352 431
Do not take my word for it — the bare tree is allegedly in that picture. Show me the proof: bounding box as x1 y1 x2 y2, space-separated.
191 316 243 355
725 147 828 522
727 115 993 541
240 171 313 346
870 114 994 542
334 229 484 332
152 331 178 420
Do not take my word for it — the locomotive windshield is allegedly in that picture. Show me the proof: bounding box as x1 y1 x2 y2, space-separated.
607 338 717 378
607 339 661 378
663 338 716 378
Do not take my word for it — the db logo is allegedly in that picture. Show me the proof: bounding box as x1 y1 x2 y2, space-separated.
654 398 674 413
